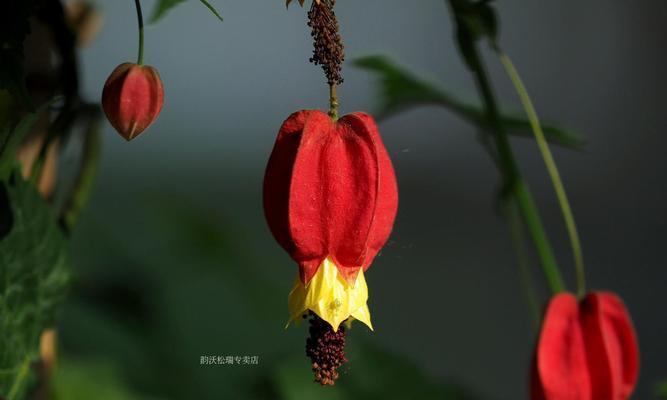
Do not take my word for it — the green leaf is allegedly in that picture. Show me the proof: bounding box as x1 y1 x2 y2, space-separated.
150 0 186 24
198 0 223 22
150 0 222 24
353 55 586 149
0 174 71 397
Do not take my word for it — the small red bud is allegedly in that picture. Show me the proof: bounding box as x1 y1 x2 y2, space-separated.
101 62 164 141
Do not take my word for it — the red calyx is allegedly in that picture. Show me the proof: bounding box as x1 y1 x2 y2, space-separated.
531 292 639 400
263 110 398 284
101 62 164 141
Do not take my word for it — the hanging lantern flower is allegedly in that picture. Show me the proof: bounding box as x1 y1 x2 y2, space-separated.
101 0 164 141
264 109 398 327
264 108 398 384
102 62 164 141
531 292 639 400
266 0 399 384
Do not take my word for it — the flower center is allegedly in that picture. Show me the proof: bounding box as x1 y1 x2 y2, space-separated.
306 311 348 386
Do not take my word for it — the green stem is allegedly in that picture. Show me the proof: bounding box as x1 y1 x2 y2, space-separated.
504 200 540 331
499 53 586 297
7 357 31 400
465 40 565 295
328 84 339 121
134 0 144 65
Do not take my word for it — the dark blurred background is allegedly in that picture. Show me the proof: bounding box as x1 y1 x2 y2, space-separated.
58 0 667 399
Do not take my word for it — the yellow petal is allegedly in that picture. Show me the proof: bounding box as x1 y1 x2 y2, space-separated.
287 257 373 332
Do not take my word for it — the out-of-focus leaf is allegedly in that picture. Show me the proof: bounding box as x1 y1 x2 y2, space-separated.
657 380 667 399
51 359 147 400
271 339 479 400
150 0 186 24
150 0 223 24
0 174 70 396
353 55 586 150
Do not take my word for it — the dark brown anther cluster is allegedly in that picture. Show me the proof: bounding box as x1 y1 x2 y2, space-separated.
305 311 348 385
307 0 344 86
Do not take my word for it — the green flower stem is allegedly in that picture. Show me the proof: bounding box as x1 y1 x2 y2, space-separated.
504 200 540 331
134 0 145 65
7 356 31 400
499 53 586 297
465 41 566 295
329 84 339 121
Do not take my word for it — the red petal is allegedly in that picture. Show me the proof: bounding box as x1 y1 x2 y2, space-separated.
533 293 591 400
580 292 639 400
263 110 398 284
263 111 312 257
338 113 399 275
530 353 547 400
264 111 331 282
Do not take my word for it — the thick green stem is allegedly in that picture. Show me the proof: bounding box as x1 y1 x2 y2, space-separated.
465 42 565 295
499 53 586 297
134 0 144 65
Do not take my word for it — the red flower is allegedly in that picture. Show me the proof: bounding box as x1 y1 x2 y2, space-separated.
531 292 639 400
263 110 398 330
102 62 164 141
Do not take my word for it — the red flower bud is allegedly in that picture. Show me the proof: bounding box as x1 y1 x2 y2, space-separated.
531 292 639 400
263 110 398 285
101 62 164 141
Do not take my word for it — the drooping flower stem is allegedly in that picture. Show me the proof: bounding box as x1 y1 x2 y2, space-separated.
499 53 586 298
307 0 344 120
305 312 348 386
446 2 566 294
134 0 145 65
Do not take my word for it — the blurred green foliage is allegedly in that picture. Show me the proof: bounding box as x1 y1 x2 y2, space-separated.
0 99 71 398
51 359 146 400
657 380 667 399
353 55 585 150
0 174 70 397
53 189 479 400
150 0 223 24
